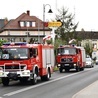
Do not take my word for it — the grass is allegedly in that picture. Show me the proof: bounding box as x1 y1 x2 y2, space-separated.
54 65 59 71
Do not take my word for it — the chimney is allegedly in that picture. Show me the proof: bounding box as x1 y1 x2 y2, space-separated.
4 18 8 25
27 10 30 16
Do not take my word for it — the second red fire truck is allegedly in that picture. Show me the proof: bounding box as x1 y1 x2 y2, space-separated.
56 45 86 72
0 42 55 86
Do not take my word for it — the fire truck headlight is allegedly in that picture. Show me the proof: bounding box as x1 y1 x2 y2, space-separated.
58 53 61 55
22 71 30 75
0 71 4 76
74 64 76 66
57 64 61 67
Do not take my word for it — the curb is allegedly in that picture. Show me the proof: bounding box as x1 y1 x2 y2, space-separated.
72 80 98 98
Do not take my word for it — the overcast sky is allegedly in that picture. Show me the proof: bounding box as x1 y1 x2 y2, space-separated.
0 0 98 31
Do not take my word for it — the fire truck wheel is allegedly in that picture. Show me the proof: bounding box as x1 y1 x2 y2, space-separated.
46 69 51 80
31 73 37 85
2 77 9 86
41 68 51 81
76 66 80 72
59 68 63 73
80 67 84 71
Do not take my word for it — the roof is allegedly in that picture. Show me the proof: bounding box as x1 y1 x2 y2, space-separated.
0 19 8 29
0 11 51 33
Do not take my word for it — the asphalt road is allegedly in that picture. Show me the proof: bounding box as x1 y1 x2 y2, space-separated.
0 65 98 98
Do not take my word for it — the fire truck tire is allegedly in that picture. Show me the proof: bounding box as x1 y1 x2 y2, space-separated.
41 68 51 81
31 73 37 85
59 68 63 73
2 77 9 86
46 68 51 81
76 66 80 72
80 67 84 71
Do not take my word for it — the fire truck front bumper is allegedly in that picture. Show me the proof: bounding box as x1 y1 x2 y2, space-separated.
0 70 30 78
57 63 77 68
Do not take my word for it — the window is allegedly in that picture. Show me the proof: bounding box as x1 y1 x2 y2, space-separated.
1 48 28 60
30 21 36 27
26 21 30 27
32 22 36 27
24 21 26 27
58 48 76 55
20 21 24 27
20 21 36 27
29 48 38 57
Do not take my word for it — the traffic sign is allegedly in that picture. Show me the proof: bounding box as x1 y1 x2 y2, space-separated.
48 22 62 27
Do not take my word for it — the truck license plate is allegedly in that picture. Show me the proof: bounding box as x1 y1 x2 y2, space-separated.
64 64 69 66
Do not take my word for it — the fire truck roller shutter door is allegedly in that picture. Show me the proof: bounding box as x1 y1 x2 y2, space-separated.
51 49 55 67
42 49 50 68
41 49 52 80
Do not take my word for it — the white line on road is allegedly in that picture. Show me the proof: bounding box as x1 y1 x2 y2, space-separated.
3 68 94 97
3 72 80 97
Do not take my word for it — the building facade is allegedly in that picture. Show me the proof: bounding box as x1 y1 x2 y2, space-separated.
0 10 52 43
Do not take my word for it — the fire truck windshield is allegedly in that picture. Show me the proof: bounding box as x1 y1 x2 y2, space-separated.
58 48 76 55
0 48 28 60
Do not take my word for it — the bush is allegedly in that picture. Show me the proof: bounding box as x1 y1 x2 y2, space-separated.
46 39 52 44
54 66 59 71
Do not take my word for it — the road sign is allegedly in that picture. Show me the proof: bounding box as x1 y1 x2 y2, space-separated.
48 22 62 27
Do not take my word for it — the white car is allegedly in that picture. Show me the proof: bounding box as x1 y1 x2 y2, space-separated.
96 59 98 65
85 58 94 68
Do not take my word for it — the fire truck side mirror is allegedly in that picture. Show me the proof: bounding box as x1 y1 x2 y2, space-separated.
33 54 36 58
77 49 81 53
76 49 78 54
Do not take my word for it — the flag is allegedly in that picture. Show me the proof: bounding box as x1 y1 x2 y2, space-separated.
43 35 51 41
69 39 76 44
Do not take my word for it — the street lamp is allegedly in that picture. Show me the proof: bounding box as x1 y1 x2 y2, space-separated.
43 4 53 37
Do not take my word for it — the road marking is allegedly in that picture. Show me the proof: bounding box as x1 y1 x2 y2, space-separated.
3 67 95 97
3 72 80 96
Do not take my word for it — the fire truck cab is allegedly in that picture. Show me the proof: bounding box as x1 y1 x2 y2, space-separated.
0 42 55 86
56 45 86 72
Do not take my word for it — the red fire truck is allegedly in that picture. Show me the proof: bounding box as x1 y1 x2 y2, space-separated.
56 45 86 72
0 42 55 86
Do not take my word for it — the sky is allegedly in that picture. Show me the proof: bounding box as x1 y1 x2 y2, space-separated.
0 0 98 31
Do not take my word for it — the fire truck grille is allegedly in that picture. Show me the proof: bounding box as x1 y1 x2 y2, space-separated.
5 65 19 69
1 64 26 72
61 58 73 63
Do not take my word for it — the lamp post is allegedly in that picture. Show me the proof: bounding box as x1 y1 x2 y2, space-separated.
43 4 53 37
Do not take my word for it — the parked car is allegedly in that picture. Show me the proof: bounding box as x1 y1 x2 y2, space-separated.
96 59 98 65
85 57 94 68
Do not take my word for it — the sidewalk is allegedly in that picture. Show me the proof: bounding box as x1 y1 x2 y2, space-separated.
72 80 98 98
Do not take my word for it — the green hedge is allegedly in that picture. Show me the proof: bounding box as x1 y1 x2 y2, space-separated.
54 66 59 71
